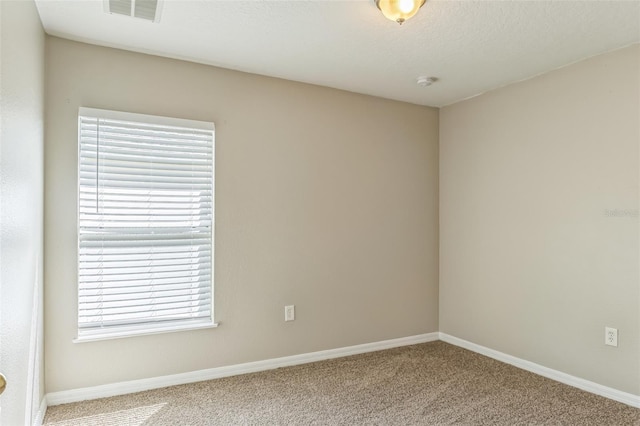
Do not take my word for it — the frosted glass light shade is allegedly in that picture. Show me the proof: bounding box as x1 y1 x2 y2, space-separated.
375 0 426 25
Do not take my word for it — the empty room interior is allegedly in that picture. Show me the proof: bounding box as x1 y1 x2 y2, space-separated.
1 0 639 424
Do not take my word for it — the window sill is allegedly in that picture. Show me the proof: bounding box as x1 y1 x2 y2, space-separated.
73 321 219 343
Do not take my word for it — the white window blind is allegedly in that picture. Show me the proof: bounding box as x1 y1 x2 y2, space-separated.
77 108 215 341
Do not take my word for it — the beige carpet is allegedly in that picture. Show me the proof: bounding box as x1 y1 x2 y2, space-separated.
43 342 640 425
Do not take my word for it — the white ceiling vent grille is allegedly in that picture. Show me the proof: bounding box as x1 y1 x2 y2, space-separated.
104 0 163 23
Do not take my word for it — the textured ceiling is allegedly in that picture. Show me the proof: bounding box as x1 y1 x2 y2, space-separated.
35 0 640 107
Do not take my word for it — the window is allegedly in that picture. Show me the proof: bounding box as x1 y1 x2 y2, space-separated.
77 108 216 341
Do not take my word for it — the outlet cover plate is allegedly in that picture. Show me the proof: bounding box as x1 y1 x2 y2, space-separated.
605 327 618 347
285 305 295 322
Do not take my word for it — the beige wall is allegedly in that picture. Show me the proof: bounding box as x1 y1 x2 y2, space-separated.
0 0 45 423
44 37 440 392
440 45 640 395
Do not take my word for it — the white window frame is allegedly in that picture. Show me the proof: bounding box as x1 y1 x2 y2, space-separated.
76 107 217 342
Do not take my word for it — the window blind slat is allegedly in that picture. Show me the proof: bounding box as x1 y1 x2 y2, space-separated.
80 171 212 184
79 297 213 311
80 119 213 134
79 140 212 156
79 263 210 277
79 294 212 311
79 194 212 204
80 202 212 209
78 109 214 338
79 308 212 321
79 309 211 327
79 179 212 191
80 163 212 176
80 250 211 262
80 167 212 180
79 264 211 278
79 303 211 318
79 250 211 263
80 210 211 218
80 222 211 230
79 138 212 152
80 147 212 162
79 308 211 325
80 151 211 166
80 295 212 310
80 284 211 298
80 123 212 141
79 264 209 275
79 275 212 290
80 244 210 256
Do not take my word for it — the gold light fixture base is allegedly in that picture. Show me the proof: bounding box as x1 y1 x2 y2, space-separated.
0 373 6 395
375 0 426 25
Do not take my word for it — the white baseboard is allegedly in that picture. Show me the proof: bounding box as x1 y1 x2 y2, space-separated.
33 396 47 426
46 332 439 406
439 333 640 408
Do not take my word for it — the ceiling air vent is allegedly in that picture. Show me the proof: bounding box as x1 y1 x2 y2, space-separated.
104 0 163 23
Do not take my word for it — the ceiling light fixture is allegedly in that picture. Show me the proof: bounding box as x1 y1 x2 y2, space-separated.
417 76 435 87
375 0 426 25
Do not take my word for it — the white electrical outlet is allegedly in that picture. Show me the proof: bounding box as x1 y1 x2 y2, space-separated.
605 327 618 347
285 305 295 322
